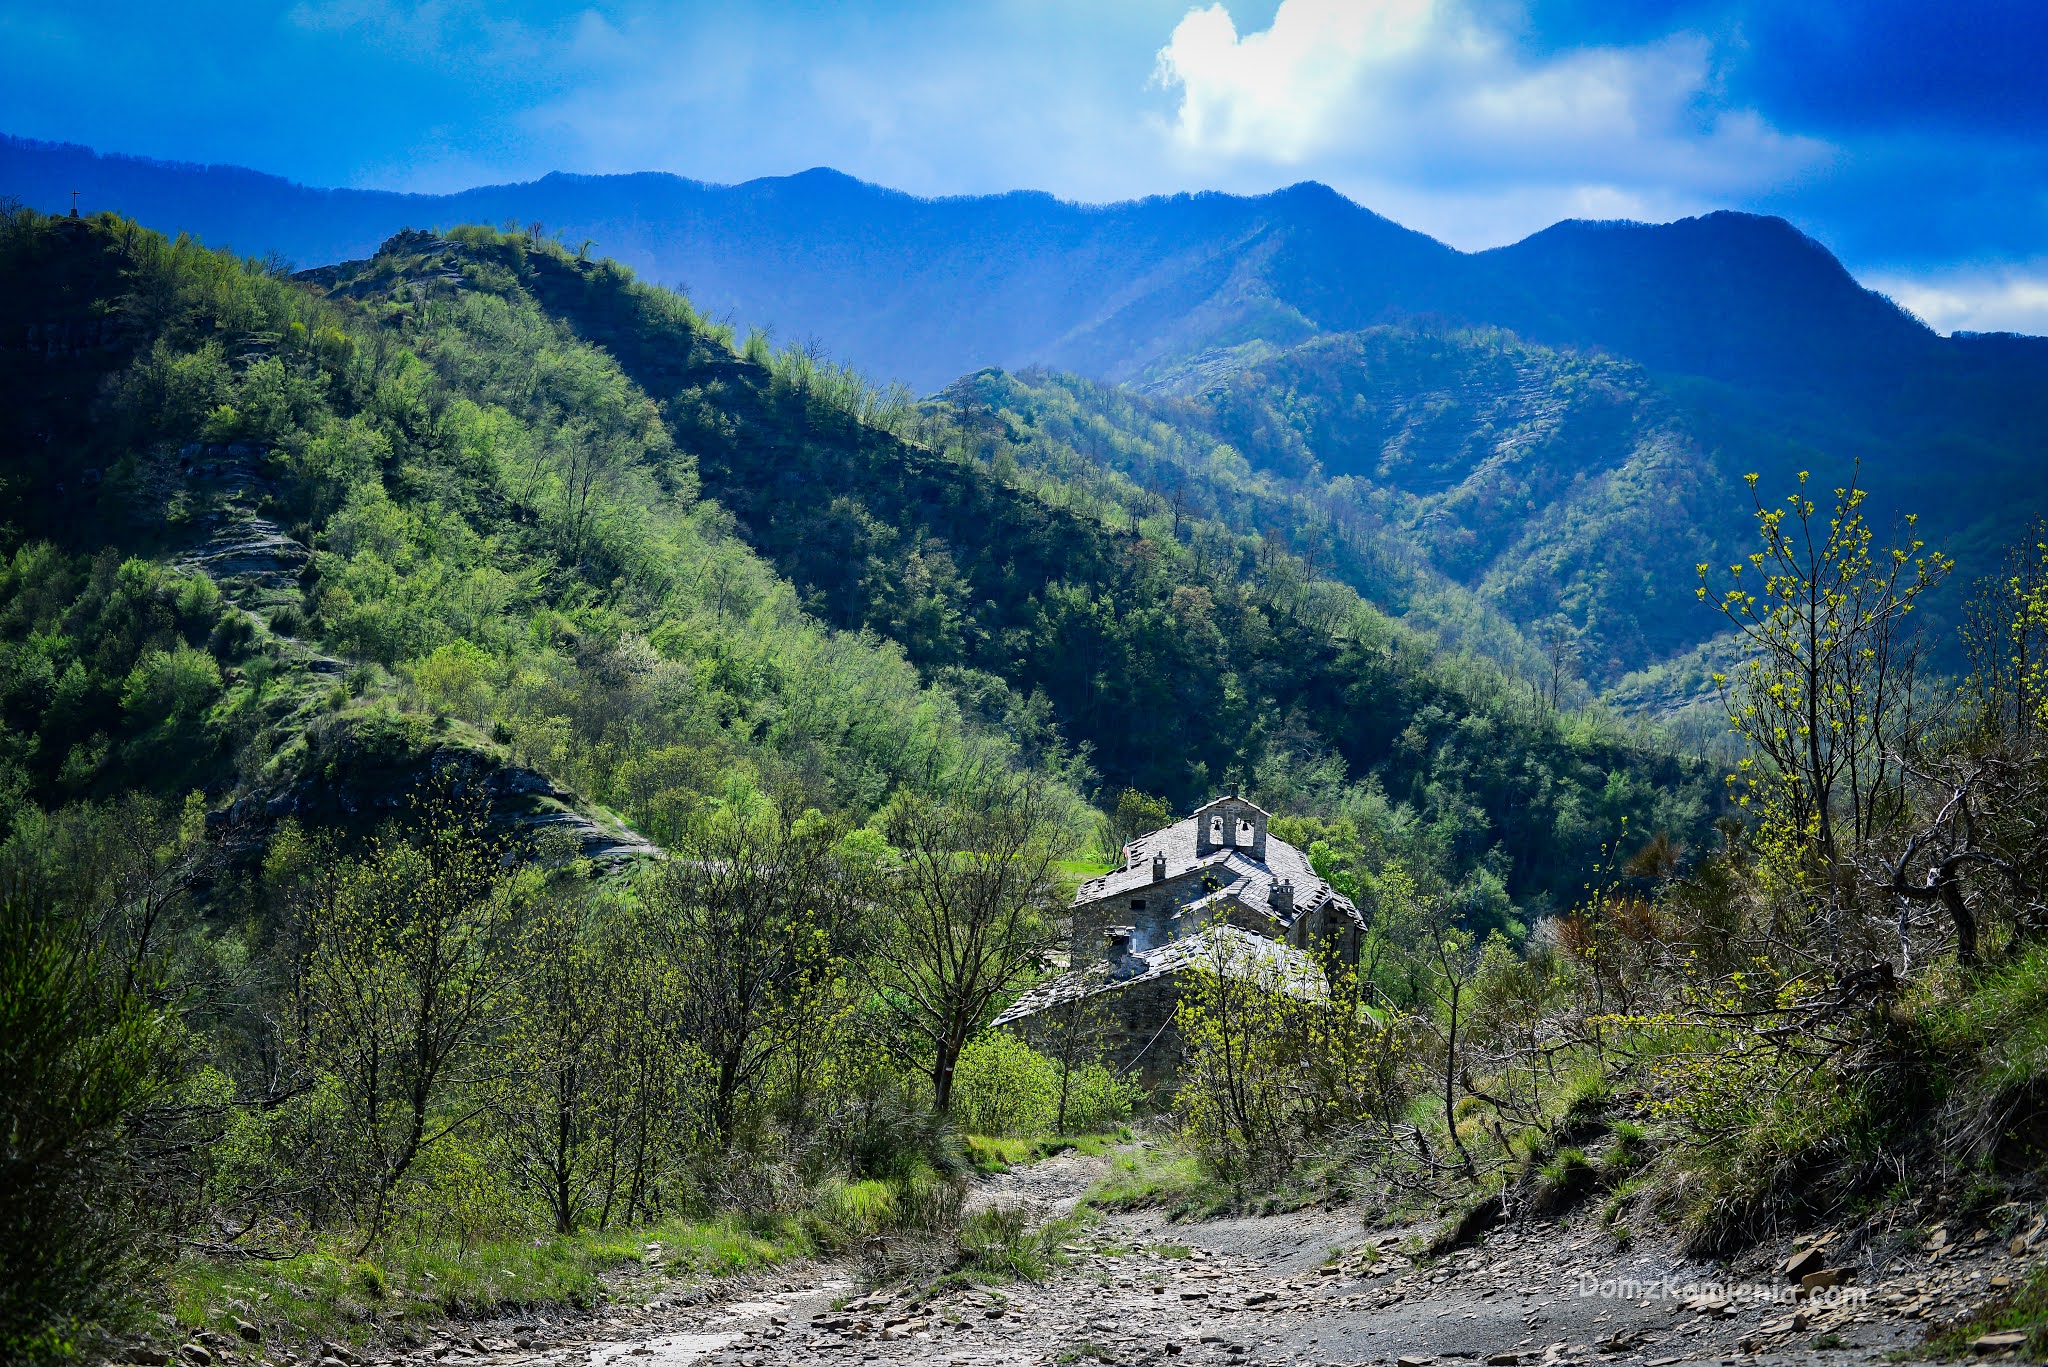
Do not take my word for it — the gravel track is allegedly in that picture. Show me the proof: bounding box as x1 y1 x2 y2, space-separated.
307 1151 2036 1367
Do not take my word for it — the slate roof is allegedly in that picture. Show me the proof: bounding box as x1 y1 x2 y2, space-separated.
993 925 1326 1028
1073 812 1361 934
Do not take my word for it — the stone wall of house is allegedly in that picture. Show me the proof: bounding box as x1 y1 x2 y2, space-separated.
1074 875 1346 965
1072 869 1243 959
1008 972 1189 1093
1281 900 1364 967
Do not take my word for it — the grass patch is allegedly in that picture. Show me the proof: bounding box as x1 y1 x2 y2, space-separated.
1541 1147 1592 1187
1560 1075 1614 1124
965 1131 1127 1175
1536 1147 1596 1212
816 1176 910 1236
914 1207 1088 1299
956 1206 1080 1282
159 1214 813 1353
1601 1174 1649 1250
1922 1265 2048 1359
1602 1122 1649 1181
1426 1187 1507 1255
1081 1146 1223 1218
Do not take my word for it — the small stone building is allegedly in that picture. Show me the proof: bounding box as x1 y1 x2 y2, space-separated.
1072 794 1363 966
994 795 1364 1088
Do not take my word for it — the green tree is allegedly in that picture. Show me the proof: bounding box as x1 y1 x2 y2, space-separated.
1378 867 1482 1180
640 792 845 1143
305 794 520 1249
1698 470 1948 889
864 760 1073 1113
0 847 182 1366
1882 529 2048 969
1106 788 1173 859
589 895 706 1225
1960 519 2048 747
1174 928 1318 1182
493 879 622 1233
1034 988 1119 1134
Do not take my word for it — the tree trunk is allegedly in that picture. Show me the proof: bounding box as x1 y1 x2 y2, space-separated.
932 1014 972 1114
713 1052 742 1141
1940 874 1979 967
1442 980 1476 1179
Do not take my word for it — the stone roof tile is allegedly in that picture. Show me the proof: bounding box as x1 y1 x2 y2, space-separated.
1074 813 1360 932
994 925 1326 1028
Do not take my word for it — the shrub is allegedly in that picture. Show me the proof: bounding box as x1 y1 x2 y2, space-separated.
1054 1062 1140 1134
1174 929 1402 1185
119 645 222 725
844 1160 965 1285
952 1032 1141 1138
956 1204 1066 1281
0 870 181 1363
951 1033 1057 1137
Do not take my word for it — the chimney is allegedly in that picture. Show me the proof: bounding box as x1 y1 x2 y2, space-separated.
1150 850 1167 882
1269 878 1294 917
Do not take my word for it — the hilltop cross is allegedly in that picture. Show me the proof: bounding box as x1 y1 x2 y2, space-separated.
69 190 81 218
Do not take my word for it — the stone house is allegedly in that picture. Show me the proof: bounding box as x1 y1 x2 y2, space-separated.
1071 794 1363 966
994 795 1364 1088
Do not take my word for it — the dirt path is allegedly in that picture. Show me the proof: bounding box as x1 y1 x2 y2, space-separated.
357 1156 2031 1367
965 1146 1116 1215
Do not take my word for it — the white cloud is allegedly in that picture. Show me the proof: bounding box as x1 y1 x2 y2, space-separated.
1152 0 1829 246
260 0 1914 275
502 5 1171 203
1152 0 1439 161
1870 265 2048 337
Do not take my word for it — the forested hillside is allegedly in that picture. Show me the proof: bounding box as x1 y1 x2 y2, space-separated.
942 338 1742 689
375 226 1714 911
10 193 2048 1367
11 138 2045 707
0 204 1727 1361
0 214 1001 851
0 205 1718 925
932 366 1554 681
931 319 2045 709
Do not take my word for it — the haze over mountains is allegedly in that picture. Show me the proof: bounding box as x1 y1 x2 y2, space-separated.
9 134 2040 395
6 132 2046 702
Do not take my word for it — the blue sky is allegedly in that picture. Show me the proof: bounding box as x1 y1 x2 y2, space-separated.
4 0 2044 332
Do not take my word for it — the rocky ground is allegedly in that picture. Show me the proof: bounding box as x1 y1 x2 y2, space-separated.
148 1149 2046 1367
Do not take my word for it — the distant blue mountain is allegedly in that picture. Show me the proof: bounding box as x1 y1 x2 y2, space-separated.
4 134 2011 406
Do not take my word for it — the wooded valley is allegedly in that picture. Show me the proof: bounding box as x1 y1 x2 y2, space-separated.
6 201 2048 1367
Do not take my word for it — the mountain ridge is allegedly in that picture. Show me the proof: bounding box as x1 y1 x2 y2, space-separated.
9 136 2046 714
0 208 1722 922
4 134 2007 399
